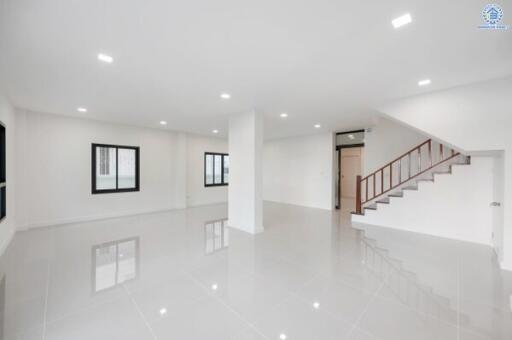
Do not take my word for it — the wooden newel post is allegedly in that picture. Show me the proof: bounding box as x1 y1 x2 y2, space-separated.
356 175 362 214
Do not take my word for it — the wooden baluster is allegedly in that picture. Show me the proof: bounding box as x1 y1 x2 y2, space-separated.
398 158 402 184
389 163 393 189
356 176 362 214
408 153 411 179
381 169 384 194
373 174 376 200
365 177 368 203
428 140 432 167
440 144 444 160
418 148 421 173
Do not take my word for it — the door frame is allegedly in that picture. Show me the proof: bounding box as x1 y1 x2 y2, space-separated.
335 129 365 210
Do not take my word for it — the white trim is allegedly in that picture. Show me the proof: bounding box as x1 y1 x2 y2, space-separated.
0 226 15 256
500 261 512 272
18 206 182 231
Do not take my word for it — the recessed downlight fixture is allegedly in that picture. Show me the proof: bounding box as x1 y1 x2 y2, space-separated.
280 113 288 118
97 53 114 63
418 79 431 86
392 13 412 28
279 334 287 340
313 301 320 309
220 93 231 99
314 124 321 128
160 120 167 125
211 283 218 291
348 134 355 140
212 129 219 134
159 308 167 315
77 107 87 113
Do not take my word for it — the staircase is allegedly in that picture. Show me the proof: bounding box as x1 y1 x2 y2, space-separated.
352 139 470 216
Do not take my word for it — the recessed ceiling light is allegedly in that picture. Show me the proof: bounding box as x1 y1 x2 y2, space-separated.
160 120 167 125
159 308 167 315
212 129 219 134
220 93 231 99
314 124 321 128
392 13 412 28
77 107 87 113
313 301 320 309
279 334 287 340
97 53 114 63
280 113 288 118
211 283 218 291
348 134 355 140
418 79 431 86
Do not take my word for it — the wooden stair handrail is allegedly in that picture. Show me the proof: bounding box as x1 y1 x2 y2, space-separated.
355 139 463 210
360 139 431 182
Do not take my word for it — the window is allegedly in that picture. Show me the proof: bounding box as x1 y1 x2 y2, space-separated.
0 123 5 221
204 152 229 186
92 143 139 194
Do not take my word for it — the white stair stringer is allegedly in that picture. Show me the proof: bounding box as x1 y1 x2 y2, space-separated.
352 156 494 246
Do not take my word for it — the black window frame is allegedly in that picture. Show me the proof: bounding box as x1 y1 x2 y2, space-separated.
0 122 5 221
91 143 140 194
204 152 229 187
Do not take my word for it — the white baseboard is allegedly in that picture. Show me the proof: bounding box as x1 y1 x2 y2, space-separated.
0 227 15 257
18 206 181 231
500 261 512 272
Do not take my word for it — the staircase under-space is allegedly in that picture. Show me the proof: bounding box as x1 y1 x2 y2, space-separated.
352 139 470 216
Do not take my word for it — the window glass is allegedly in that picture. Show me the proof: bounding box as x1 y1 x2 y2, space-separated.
95 146 117 190
118 148 136 189
223 155 229 184
205 154 214 185
214 154 222 184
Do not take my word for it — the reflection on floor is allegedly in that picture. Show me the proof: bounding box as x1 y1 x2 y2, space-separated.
0 202 510 340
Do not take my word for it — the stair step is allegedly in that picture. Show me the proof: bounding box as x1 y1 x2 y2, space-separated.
432 170 451 175
388 192 404 198
402 186 418 191
376 198 390 204
416 178 434 183
364 204 377 211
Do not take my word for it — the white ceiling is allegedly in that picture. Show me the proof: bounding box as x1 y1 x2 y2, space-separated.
0 0 511 139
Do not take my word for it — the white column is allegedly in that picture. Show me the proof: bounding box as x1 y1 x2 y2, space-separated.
228 111 263 234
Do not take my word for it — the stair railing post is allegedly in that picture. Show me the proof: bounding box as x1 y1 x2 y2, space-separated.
356 175 362 214
428 140 432 167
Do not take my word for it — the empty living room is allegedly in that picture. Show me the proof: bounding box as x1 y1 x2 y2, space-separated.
0 0 511 339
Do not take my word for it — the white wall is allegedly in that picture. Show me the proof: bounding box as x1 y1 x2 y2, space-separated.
375 77 512 270
186 133 228 207
0 95 16 255
353 157 494 246
15 109 188 229
263 133 335 210
364 118 426 175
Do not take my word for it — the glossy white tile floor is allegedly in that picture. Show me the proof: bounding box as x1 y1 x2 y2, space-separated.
1 202 511 340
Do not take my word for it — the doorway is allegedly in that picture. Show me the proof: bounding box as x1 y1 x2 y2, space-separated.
335 130 365 212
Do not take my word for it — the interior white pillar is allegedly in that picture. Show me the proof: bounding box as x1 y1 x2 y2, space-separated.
228 111 263 234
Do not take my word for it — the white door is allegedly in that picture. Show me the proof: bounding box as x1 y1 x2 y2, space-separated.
341 148 362 198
